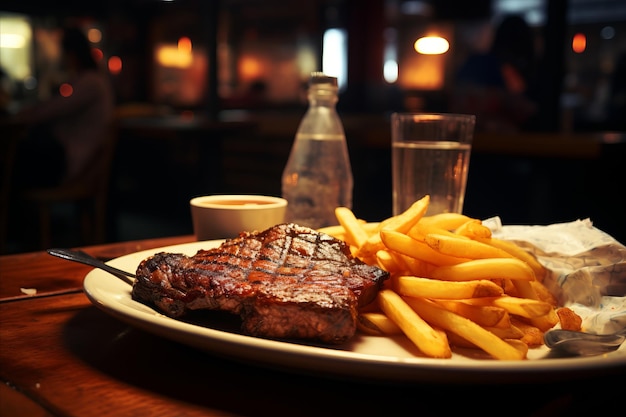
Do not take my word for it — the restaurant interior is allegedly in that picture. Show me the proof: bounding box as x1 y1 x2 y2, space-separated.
1 0 625 254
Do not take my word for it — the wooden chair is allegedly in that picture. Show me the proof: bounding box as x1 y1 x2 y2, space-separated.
0 123 28 253
21 123 119 249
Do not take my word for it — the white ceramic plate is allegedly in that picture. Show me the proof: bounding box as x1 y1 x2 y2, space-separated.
83 241 626 383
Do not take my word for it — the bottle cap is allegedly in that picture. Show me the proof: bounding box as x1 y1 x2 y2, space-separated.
309 72 338 87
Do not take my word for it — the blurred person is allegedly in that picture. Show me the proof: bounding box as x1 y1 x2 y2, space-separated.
450 15 538 132
12 25 114 188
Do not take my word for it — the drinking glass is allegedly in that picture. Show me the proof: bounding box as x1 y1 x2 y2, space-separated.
391 113 476 216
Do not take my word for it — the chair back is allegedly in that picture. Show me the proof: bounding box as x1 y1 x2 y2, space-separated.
0 123 27 253
20 121 119 248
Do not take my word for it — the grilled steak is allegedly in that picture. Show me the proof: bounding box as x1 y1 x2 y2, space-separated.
131 223 389 344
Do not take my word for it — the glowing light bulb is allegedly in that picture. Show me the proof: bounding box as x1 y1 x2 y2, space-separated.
572 33 586 53
414 36 449 55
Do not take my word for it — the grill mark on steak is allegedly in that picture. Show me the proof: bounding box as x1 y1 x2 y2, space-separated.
131 223 389 344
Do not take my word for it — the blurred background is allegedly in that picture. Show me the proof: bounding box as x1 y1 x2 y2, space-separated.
1 0 625 254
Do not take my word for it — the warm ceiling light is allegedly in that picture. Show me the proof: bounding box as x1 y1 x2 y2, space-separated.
108 55 123 74
87 28 102 43
239 56 262 79
572 33 586 53
414 36 449 55
156 44 192 68
0 33 26 48
91 47 104 61
178 36 192 53
0 16 31 49
59 83 73 97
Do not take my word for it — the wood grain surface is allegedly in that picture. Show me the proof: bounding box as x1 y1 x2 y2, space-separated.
1 235 624 417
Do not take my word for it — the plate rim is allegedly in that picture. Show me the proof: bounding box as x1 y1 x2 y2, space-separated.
82 240 626 383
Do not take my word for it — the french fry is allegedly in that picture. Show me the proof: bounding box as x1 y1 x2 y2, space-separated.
482 324 524 339
474 236 547 282
377 289 451 358
408 221 468 242
496 296 553 318
335 207 369 249
504 339 529 357
429 258 536 282
381 195 430 234
319 220 378 237
461 295 553 319
467 295 552 319
530 280 558 306
358 236 386 259
393 275 504 299
358 196 430 257
444 332 528 358
357 312 403 335
491 310 514 328
380 230 470 266
445 331 479 349
400 254 436 277
419 212 472 229
432 299 508 327
360 253 380 269
361 222 383 233
531 309 560 333
317 224 348 239
511 280 560 331
330 197 577 360
510 317 545 346
556 307 583 331
375 249 401 273
501 279 519 297
424 233 514 260
454 219 492 239
403 296 526 360
388 251 411 274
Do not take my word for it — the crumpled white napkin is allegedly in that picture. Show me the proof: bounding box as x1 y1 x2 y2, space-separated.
483 217 626 334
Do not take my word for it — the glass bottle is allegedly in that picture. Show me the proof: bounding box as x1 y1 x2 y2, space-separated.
281 72 353 229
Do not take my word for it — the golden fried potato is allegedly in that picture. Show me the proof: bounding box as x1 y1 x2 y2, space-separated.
330 196 562 360
556 307 583 331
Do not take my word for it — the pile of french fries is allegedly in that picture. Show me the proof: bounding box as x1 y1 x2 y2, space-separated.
320 195 581 360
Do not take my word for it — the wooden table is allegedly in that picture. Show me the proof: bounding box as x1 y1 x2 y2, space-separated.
1 236 624 417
